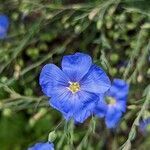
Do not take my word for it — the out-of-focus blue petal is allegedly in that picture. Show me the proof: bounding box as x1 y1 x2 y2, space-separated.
94 95 107 118
61 52 92 82
80 65 111 94
0 15 9 28
94 102 107 118
0 14 9 39
115 100 126 112
107 79 129 101
105 106 122 128
113 78 128 86
139 117 150 135
0 26 7 39
93 79 128 128
28 142 54 150
39 64 69 97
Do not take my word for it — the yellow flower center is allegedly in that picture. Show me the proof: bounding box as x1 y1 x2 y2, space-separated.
106 96 116 105
68 82 80 93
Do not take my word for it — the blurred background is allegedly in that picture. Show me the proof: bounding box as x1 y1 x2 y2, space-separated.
0 0 150 149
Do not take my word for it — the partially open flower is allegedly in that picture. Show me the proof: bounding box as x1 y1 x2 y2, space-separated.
28 142 54 150
94 79 129 128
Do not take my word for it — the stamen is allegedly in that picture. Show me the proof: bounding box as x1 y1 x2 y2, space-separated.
68 82 80 93
105 96 116 105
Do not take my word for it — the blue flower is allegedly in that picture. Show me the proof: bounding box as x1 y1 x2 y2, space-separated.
139 117 150 135
28 142 54 150
94 79 129 128
40 52 111 123
0 14 9 39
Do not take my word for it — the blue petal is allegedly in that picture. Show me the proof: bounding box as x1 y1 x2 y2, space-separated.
50 90 98 123
61 52 92 82
0 14 9 39
0 27 7 39
77 91 98 109
0 15 9 28
73 108 91 123
28 142 54 150
107 79 129 101
39 64 69 97
113 79 128 87
80 65 111 94
115 100 127 112
50 91 81 117
64 105 93 124
72 91 98 123
49 89 73 114
105 106 122 128
94 95 107 118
